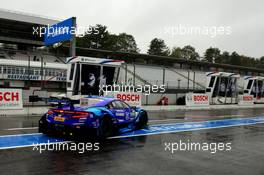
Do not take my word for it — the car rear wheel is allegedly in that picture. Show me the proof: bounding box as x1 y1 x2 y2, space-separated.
39 115 48 134
136 111 148 129
97 117 113 139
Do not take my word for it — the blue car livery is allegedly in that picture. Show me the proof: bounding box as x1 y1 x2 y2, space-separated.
39 96 148 138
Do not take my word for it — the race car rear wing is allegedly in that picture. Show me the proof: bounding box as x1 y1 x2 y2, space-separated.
29 95 79 110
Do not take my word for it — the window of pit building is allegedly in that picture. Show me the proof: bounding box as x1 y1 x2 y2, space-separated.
34 69 40 75
15 67 19 74
7 67 12 74
209 76 216 87
11 67 16 74
20 68 25 74
70 64 75 80
247 80 253 90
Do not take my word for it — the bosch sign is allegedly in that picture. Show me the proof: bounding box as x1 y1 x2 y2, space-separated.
243 96 253 101
186 93 209 106
116 94 140 102
0 89 23 109
116 93 141 106
193 95 209 102
0 92 19 101
238 95 254 106
104 92 142 107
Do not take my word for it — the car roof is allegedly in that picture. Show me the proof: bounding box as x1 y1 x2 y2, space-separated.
58 96 119 111
91 97 114 107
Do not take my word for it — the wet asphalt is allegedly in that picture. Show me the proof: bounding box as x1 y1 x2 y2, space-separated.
0 108 263 175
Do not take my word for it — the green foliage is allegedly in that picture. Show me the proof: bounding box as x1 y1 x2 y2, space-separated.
203 47 220 63
76 24 139 53
229 52 241 65
202 48 263 69
218 51 230 64
109 33 139 53
170 47 182 58
181 45 199 61
170 45 199 60
147 38 170 56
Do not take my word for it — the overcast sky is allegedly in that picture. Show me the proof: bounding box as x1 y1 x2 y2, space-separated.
1 0 264 58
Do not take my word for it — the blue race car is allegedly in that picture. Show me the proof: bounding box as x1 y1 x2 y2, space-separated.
39 96 148 138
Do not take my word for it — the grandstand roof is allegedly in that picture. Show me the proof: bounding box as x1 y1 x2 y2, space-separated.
0 8 60 46
0 8 59 25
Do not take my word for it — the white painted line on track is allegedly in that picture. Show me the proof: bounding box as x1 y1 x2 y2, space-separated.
0 133 41 138
0 141 72 150
4 127 38 131
149 119 181 123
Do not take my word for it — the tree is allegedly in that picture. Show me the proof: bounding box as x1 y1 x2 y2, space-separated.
147 38 170 56
77 24 111 49
110 33 139 53
240 55 255 68
170 47 182 58
76 25 139 53
229 52 241 65
181 45 199 60
256 56 264 68
203 47 221 63
218 51 230 64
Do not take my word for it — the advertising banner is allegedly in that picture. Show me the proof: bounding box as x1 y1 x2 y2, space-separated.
238 95 254 106
0 89 23 109
104 91 142 107
44 17 74 45
185 93 209 106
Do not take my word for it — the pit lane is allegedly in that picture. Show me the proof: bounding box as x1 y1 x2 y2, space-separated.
0 108 263 175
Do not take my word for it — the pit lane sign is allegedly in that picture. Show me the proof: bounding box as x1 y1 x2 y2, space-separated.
0 89 23 109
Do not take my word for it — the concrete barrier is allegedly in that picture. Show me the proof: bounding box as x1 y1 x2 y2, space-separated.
0 106 49 117
1 104 264 117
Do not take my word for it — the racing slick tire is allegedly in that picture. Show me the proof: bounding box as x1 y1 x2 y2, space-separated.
39 115 48 134
136 111 148 129
97 116 114 139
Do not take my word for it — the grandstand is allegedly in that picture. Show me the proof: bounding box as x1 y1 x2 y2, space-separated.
121 64 205 89
0 9 67 105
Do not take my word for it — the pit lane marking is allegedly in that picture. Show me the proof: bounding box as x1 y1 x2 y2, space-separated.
0 116 264 150
108 116 264 139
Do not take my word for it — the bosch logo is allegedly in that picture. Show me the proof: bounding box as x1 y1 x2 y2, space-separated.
243 96 253 101
0 91 20 101
193 95 208 102
117 94 140 102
